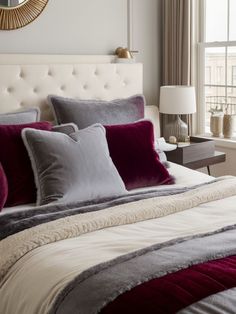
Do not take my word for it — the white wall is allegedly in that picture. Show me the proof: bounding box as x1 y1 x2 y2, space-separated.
210 146 236 176
131 0 162 105
0 0 162 106
198 145 236 177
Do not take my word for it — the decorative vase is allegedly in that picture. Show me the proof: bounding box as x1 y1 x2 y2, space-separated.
164 115 188 142
210 114 223 137
223 114 234 138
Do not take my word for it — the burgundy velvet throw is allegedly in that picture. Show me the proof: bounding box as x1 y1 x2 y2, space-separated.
0 122 52 207
102 255 236 314
105 120 174 190
0 163 8 210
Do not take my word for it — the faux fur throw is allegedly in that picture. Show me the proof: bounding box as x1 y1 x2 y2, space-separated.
1 176 236 281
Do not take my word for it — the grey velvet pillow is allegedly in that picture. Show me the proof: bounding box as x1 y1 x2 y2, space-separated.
52 123 78 135
0 108 40 125
22 124 127 205
48 94 145 129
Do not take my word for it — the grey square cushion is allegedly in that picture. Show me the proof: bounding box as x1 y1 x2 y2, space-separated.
48 94 145 129
22 124 127 205
52 123 78 135
0 108 40 125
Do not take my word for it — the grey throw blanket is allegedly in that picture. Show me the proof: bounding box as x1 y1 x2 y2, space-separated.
0 179 223 240
51 225 236 314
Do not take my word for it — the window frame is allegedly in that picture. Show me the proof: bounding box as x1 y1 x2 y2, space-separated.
198 0 236 135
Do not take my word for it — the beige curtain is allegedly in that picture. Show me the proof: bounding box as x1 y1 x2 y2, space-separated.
161 0 193 137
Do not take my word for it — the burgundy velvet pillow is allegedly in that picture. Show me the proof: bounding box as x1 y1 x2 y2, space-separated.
105 120 174 190
0 163 8 211
0 122 52 207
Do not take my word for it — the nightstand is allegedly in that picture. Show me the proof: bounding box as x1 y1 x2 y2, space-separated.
165 137 226 175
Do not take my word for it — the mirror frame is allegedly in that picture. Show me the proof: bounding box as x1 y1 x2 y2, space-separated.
0 0 48 30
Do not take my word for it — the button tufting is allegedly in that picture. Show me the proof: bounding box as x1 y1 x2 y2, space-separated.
104 84 109 89
83 84 88 90
60 85 66 91
48 70 52 76
33 87 38 93
19 72 24 78
7 87 13 93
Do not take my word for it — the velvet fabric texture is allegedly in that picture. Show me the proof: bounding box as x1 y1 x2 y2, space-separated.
0 108 40 125
101 255 236 314
0 122 52 207
105 120 174 190
22 124 127 206
0 163 8 211
49 94 145 129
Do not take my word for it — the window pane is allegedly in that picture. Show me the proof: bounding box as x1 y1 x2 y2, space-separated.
206 0 227 42
227 88 236 115
205 66 212 85
205 47 226 86
227 47 236 86
227 88 236 132
229 0 236 40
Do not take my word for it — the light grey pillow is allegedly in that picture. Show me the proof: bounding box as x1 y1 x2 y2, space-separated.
48 94 145 129
0 108 40 125
52 123 78 135
22 124 127 205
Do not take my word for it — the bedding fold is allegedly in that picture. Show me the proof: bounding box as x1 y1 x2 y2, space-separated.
2 176 236 314
1 177 236 283
53 228 236 314
1 177 228 240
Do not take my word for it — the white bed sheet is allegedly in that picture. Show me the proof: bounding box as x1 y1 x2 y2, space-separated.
0 162 212 216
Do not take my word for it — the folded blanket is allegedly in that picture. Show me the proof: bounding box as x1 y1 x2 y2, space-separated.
1 176 236 314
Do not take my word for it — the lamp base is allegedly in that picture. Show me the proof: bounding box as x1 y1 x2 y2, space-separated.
163 115 188 142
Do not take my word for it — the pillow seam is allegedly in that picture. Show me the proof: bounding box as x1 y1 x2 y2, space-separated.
21 129 43 206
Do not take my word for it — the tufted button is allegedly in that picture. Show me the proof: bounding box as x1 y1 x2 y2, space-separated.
83 84 88 90
72 70 77 76
19 71 24 79
94 70 99 76
33 87 39 93
48 70 52 76
60 85 66 91
104 84 109 89
7 87 14 93
20 102 24 107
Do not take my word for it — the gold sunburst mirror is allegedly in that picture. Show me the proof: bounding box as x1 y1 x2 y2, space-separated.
0 0 48 30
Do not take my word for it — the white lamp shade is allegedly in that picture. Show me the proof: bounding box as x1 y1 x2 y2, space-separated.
159 85 196 114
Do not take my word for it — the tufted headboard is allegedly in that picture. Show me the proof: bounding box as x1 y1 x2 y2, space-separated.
0 54 160 136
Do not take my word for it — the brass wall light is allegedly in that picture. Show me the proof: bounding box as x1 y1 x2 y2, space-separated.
115 47 138 59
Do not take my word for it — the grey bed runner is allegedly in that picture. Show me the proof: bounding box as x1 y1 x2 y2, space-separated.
51 226 236 314
0 178 224 240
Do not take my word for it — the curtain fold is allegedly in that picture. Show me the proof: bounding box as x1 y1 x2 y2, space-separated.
161 0 193 138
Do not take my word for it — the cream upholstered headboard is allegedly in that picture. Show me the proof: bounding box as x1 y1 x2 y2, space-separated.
0 54 160 137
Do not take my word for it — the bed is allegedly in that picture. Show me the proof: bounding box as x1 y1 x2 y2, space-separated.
1 55 236 314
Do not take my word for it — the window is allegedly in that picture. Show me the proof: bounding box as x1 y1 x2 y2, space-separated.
199 0 236 134
205 66 211 85
232 66 236 86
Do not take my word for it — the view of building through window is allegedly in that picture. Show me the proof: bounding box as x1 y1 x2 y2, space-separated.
203 0 236 133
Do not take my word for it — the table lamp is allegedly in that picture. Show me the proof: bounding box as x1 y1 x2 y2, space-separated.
159 85 196 142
